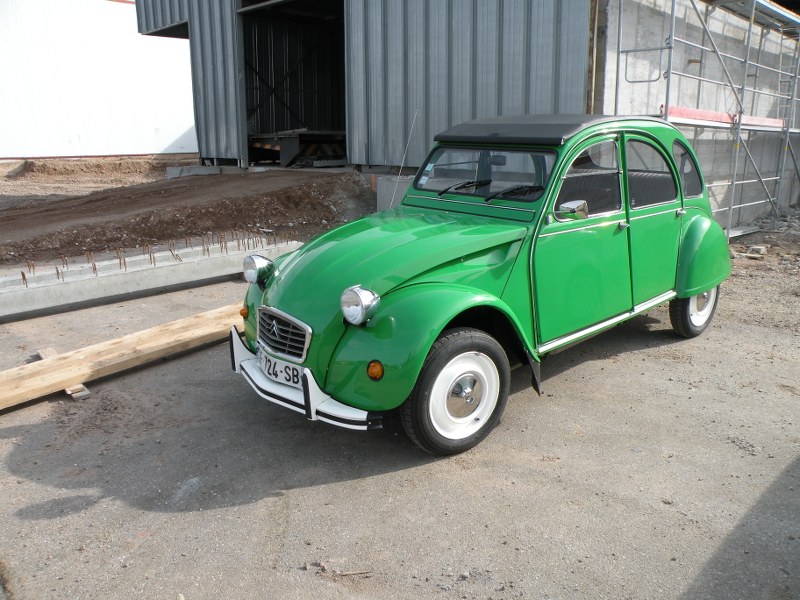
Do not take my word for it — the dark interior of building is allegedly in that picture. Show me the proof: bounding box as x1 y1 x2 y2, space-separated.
240 0 346 165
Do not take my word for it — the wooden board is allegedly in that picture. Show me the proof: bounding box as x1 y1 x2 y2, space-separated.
35 347 91 400
0 303 243 411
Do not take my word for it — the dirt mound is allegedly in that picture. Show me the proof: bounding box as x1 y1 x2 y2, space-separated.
9 156 197 179
0 169 374 264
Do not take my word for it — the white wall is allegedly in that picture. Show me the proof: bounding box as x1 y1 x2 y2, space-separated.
0 0 197 158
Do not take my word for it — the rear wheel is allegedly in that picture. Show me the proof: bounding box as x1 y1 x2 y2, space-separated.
401 328 510 455
669 286 719 338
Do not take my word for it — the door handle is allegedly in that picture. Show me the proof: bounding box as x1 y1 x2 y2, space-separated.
618 221 630 230
676 208 686 216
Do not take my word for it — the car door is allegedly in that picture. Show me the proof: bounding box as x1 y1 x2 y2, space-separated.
623 135 683 305
533 136 633 347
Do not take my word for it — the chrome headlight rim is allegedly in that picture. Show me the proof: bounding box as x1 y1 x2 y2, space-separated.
243 254 274 285
340 285 380 325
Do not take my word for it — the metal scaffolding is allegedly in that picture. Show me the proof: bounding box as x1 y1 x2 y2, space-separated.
614 0 800 237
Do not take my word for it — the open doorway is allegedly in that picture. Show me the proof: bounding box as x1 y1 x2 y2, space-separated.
241 0 346 167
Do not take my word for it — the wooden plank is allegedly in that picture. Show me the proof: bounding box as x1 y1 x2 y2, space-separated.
739 114 784 128
665 105 735 125
0 303 243 411
35 347 91 400
665 106 784 130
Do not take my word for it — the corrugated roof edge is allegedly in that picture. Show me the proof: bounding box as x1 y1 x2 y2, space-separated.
433 114 671 146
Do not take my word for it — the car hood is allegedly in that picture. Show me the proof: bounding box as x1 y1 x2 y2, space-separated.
264 207 528 329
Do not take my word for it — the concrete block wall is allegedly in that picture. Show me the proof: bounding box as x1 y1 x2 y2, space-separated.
600 0 800 225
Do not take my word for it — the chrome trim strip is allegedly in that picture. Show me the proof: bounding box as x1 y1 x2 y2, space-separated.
537 290 677 354
633 290 676 313
629 207 681 220
537 219 621 237
257 306 312 363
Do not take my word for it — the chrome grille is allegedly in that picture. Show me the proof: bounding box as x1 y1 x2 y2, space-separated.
257 307 311 361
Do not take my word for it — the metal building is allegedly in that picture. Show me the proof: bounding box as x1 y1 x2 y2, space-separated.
136 0 591 169
136 0 800 230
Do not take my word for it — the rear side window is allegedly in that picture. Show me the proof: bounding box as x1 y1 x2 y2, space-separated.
672 141 703 198
625 140 678 208
556 140 622 217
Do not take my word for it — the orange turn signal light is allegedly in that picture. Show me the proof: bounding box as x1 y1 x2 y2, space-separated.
367 360 384 381
239 306 249 319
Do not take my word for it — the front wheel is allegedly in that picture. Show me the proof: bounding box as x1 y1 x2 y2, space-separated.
400 328 510 456
669 285 720 338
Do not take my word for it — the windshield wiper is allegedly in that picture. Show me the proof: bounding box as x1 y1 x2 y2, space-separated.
437 179 492 197
483 184 544 203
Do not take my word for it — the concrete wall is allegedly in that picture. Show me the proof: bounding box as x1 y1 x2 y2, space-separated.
0 0 197 158
600 0 800 224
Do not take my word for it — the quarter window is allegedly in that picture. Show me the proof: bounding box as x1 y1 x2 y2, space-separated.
672 141 703 198
556 140 621 217
625 140 678 208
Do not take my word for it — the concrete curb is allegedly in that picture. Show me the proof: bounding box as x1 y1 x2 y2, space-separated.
0 239 301 322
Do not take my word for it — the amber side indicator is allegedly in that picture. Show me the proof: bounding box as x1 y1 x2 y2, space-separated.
239 307 249 319
367 360 384 381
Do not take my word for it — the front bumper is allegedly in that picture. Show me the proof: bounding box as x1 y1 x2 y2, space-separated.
228 327 382 431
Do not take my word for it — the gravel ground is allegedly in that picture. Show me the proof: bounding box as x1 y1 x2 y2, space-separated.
0 164 798 599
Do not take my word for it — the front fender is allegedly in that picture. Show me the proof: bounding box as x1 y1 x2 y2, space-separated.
676 212 732 297
324 283 525 412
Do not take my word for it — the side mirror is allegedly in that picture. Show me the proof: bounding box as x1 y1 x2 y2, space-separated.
555 199 589 220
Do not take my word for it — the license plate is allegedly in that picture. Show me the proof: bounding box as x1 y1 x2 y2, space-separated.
259 351 303 389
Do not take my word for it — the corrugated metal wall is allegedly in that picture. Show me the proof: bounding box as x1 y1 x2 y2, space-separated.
243 16 346 134
345 0 592 167
187 0 246 165
138 0 592 167
136 0 189 35
138 0 245 164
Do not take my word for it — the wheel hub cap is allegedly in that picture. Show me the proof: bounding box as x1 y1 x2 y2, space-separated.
696 291 709 312
447 375 483 418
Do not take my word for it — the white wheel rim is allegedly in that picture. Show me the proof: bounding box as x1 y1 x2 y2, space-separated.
688 287 717 327
428 351 500 440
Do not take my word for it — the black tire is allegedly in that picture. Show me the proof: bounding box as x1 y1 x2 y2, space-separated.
669 285 720 338
400 327 510 456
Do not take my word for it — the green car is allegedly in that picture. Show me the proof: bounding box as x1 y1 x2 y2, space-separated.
229 114 731 455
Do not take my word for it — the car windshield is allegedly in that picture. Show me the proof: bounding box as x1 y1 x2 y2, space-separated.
414 147 555 202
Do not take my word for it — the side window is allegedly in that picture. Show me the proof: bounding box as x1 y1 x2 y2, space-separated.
672 141 703 198
556 140 621 217
625 140 678 208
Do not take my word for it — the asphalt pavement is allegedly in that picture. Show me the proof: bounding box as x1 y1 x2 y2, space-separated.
0 278 798 599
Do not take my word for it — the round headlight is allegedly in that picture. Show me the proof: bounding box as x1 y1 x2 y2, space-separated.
340 285 380 325
243 254 274 284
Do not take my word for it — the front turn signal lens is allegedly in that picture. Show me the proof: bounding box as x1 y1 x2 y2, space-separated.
239 306 249 319
367 360 384 381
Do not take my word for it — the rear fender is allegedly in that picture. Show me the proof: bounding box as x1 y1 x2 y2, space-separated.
676 212 731 297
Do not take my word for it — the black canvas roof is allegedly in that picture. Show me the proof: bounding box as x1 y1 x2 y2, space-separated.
433 114 664 146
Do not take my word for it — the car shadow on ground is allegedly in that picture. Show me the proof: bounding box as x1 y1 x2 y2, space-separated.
0 345 436 517
680 455 800 598
508 310 685 396
1 311 686 518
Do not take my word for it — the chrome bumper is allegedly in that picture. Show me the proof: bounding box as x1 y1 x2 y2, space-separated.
228 327 381 431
